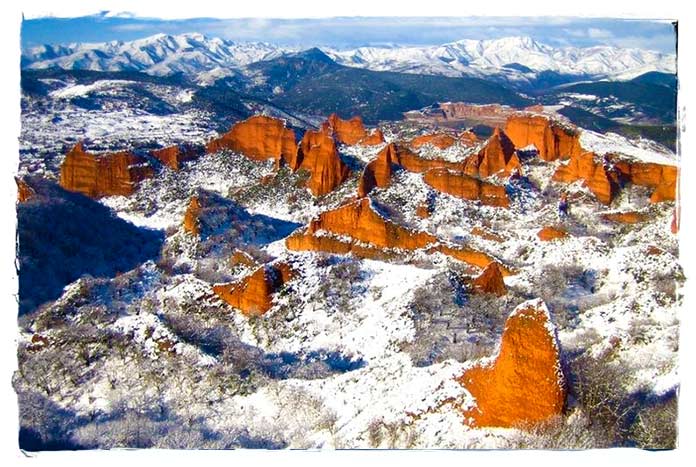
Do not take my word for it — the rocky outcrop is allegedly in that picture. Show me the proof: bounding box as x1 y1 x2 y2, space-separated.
671 208 679 234
322 113 384 146
358 143 394 197
151 143 199 171
183 196 202 236
16 178 36 203
458 299 565 427
206 115 298 163
297 128 351 196
601 211 648 224
459 130 480 146
436 244 513 276
230 250 256 268
390 144 462 173
470 262 507 296
552 152 617 205
612 160 678 203
59 142 154 198
505 115 583 161
463 128 520 178
213 262 294 317
537 226 569 242
423 168 510 207
410 133 457 150
470 226 504 243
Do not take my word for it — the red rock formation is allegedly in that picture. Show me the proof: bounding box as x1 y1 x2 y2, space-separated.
390 144 462 173
206 115 297 164
612 160 677 203
213 262 294 317
463 128 520 178
151 143 198 171
505 115 583 161
470 226 504 243
358 144 394 197
297 128 351 196
59 142 154 198
183 196 201 236
322 113 384 146
537 226 568 242
416 203 431 219
459 130 480 146
423 168 510 207
230 250 256 268
552 152 617 205
601 211 648 224
671 208 679 234
16 178 36 203
306 198 437 250
410 133 458 150
470 262 507 296
436 244 514 276
458 299 565 428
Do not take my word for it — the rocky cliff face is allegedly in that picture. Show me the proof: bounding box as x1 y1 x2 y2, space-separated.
151 143 199 171
470 262 507 296
182 195 202 236
59 142 154 198
297 128 351 196
553 152 617 205
357 143 394 197
322 113 384 146
213 262 294 317
458 299 565 427
505 115 583 161
16 177 36 203
423 168 510 207
390 144 462 173
463 128 520 178
612 160 677 203
206 115 298 163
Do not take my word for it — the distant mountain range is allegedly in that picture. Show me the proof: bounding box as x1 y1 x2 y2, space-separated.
22 33 675 87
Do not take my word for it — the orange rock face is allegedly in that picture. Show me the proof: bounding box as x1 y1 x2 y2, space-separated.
230 250 256 268
552 152 617 205
537 226 569 242
410 133 458 150
470 262 507 296
213 262 294 317
358 144 394 197
306 198 437 250
297 128 351 196
390 144 462 173
470 226 504 243
16 178 36 203
459 130 480 146
463 128 520 178
458 299 565 428
183 196 202 236
322 113 384 146
671 208 679 234
423 168 510 207
206 115 298 163
59 142 154 198
151 143 199 171
613 160 677 203
436 244 513 276
505 115 583 161
601 211 648 224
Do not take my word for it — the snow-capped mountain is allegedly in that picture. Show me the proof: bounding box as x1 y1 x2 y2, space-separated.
326 36 676 80
22 33 675 84
22 32 287 78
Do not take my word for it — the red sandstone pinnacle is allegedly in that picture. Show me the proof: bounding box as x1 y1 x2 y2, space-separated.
206 115 298 163
423 168 510 208
16 178 36 203
297 127 351 196
322 113 384 146
358 144 394 197
537 226 569 242
470 262 507 296
462 127 521 178
59 142 154 198
151 143 199 171
459 130 480 147
504 114 583 161
552 152 617 205
458 298 565 428
213 262 294 317
183 196 202 236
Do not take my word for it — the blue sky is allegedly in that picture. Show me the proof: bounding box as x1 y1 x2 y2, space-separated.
21 13 677 53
